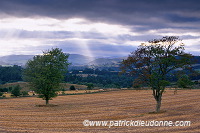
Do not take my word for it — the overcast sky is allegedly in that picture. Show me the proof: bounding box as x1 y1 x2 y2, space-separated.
0 0 200 57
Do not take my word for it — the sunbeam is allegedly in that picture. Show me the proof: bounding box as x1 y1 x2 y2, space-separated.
72 32 95 60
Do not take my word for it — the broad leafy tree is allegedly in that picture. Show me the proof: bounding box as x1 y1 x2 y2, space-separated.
121 36 192 112
23 48 69 105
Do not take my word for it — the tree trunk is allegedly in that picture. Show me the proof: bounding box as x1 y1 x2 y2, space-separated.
46 99 49 105
156 98 161 112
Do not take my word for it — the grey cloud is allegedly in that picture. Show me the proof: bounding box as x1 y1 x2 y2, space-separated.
0 0 200 27
0 0 200 37
0 29 109 40
47 39 137 57
116 34 162 42
180 35 200 40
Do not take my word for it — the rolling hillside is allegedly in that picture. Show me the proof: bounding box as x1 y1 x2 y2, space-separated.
0 54 94 66
0 54 200 70
88 57 126 66
0 55 34 66
0 54 125 67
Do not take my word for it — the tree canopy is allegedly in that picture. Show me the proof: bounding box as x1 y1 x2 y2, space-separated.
23 48 69 105
11 85 21 97
121 36 193 112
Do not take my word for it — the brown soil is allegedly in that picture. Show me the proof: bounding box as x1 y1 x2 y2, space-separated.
0 89 199 133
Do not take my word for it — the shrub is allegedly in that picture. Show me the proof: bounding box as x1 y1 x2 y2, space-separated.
69 85 76 90
21 91 29 96
177 75 193 88
8 87 13 92
0 88 8 92
11 85 21 97
61 88 66 91
87 83 94 90
0 92 3 96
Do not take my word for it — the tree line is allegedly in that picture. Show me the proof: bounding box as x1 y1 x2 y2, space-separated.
65 72 134 88
0 65 22 84
0 59 199 88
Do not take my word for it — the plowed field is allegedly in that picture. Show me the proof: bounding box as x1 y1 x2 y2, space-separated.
0 89 199 133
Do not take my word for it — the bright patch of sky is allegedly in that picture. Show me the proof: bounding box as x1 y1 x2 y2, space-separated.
0 17 139 57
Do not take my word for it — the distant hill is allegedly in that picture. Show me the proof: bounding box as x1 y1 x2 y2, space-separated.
68 54 94 65
0 54 95 66
193 56 200 64
1 54 199 69
0 60 9 66
88 57 126 66
0 55 34 66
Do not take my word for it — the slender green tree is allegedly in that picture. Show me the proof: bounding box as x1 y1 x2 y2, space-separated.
177 74 193 88
121 36 192 112
87 83 94 90
11 85 21 97
23 48 69 105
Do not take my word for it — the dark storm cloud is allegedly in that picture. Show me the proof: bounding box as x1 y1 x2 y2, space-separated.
166 14 200 23
1 0 200 28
